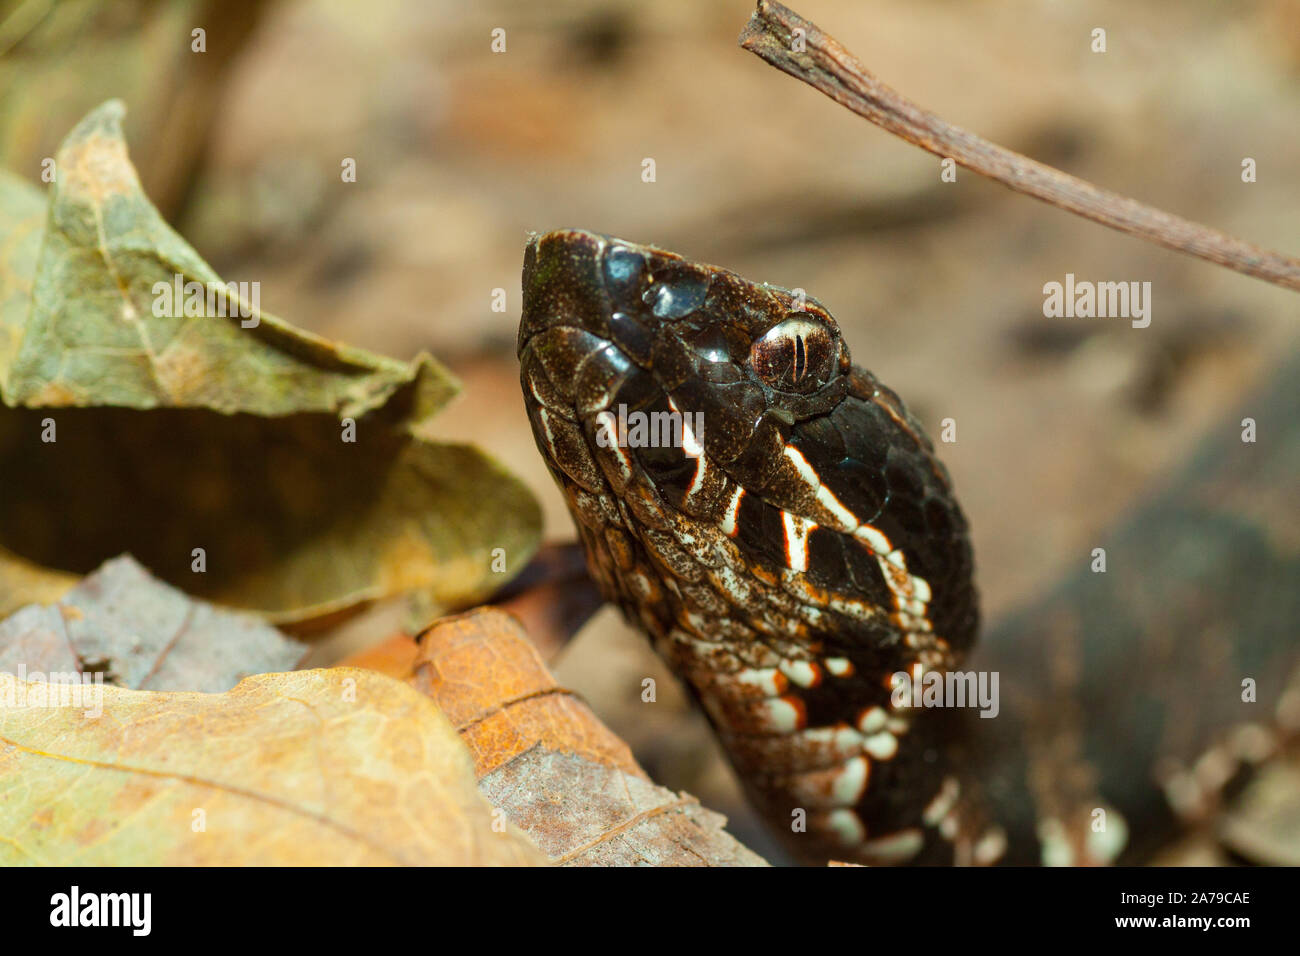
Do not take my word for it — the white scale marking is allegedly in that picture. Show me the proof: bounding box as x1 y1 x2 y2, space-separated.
857 828 924 862
781 510 817 573
791 726 868 767
736 668 784 697
780 444 934 626
528 375 551 408
783 443 820 487
626 571 654 600
667 395 711 505
973 827 1008 866
854 524 892 556
745 446 944 643
604 431 634 485
720 485 745 537
922 776 961 826
833 756 870 804
832 725 866 750
857 706 887 734
783 445 859 532
827 595 878 621
762 697 803 733
684 610 712 634
779 659 819 688
726 445 941 638
581 407 635 486
824 657 853 677
862 731 899 761
535 407 558 454
686 456 710 500
824 808 866 846
713 563 752 605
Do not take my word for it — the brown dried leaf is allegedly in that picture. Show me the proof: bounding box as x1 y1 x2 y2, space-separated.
0 667 547 866
413 609 643 777
411 608 767 866
339 632 420 682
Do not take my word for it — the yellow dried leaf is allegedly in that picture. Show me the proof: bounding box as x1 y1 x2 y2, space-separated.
0 668 547 866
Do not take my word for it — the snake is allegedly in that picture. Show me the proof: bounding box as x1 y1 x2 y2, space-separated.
517 228 1300 866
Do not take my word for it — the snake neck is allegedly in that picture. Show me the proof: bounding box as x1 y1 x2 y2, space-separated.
544 380 1005 865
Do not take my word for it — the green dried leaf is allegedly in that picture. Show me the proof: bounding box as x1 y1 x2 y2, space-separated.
0 101 540 621
2 100 452 417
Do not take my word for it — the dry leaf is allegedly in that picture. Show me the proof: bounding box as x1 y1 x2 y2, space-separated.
0 545 78 629
0 667 547 866
0 0 266 217
414 609 645 777
0 554 306 692
339 542 604 683
412 608 767 866
339 632 420 682
0 102 541 622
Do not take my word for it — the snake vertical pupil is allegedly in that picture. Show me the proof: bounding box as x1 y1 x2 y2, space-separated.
750 317 837 392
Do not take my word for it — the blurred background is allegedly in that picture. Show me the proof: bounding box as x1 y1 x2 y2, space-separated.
2 0 1297 862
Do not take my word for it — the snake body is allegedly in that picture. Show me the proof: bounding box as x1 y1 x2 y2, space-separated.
518 229 992 864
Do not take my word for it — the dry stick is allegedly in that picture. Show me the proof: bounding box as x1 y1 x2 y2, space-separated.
739 0 1300 293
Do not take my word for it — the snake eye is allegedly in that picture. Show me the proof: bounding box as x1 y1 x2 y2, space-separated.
750 317 839 393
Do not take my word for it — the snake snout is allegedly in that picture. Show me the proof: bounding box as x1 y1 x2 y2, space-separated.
520 228 719 352
519 229 612 354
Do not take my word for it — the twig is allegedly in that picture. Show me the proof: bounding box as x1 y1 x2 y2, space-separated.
739 0 1300 292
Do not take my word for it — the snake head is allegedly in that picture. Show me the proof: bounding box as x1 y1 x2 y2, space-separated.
520 228 852 456
518 228 974 654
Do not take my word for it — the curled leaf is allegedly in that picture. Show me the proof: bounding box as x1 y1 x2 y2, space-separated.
0 102 540 621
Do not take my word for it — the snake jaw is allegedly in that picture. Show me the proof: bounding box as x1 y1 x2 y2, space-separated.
520 229 981 864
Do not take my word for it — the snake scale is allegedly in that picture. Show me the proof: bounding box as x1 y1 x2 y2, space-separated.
517 228 1300 866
